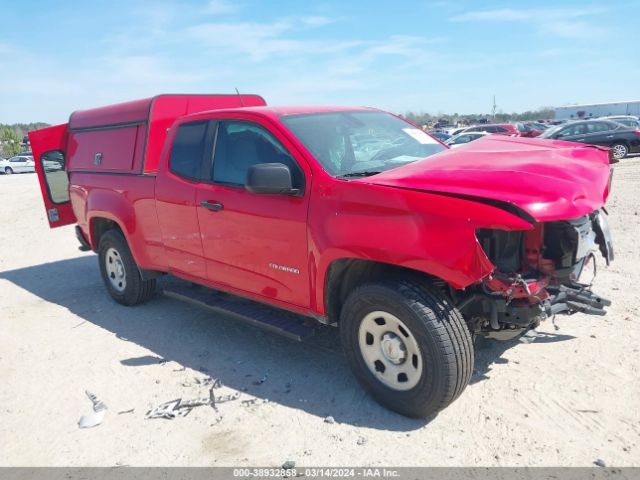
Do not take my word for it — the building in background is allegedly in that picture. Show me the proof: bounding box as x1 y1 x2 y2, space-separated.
555 100 640 120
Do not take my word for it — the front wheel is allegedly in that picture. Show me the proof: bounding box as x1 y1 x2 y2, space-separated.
340 280 473 418
611 143 628 160
98 229 156 305
4 167 13 174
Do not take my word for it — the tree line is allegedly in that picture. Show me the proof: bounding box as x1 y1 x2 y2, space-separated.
0 123 50 157
401 107 555 127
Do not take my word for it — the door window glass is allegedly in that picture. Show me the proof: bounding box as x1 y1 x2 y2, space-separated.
41 150 69 204
587 122 609 133
169 121 208 179
212 121 302 188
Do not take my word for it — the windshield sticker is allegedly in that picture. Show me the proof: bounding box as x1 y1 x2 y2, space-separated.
402 128 439 144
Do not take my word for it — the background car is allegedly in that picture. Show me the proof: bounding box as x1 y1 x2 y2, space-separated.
514 122 545 137
525 121 549 131
444 131 489 148
599 116 640 129
539 119 640 160
0 155 35 174
460 123 521 136
428 131 452 142
448 127 468 136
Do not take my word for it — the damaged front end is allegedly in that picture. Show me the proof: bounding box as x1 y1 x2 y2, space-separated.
458 209 614 340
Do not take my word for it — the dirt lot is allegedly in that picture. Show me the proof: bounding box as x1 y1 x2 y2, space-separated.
1 159 639 467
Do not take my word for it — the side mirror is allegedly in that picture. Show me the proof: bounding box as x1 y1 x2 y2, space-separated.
245 163 300 195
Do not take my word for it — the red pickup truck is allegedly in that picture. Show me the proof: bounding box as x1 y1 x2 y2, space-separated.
29 94 614 418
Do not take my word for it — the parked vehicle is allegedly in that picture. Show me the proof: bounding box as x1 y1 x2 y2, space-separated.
428 131 451 142
0 155 35 174
524 122 549 131
460 123 522 136
448 127 467 136
444 131 489 148
539 119 640 160
29 94 614 418
598 116 640 130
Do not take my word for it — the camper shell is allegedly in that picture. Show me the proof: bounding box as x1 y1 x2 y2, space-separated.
66 94 267 175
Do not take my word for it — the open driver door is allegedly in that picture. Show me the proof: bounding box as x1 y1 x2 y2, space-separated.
28 124 77 228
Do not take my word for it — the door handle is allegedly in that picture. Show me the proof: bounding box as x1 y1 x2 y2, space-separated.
200 201 224 211
606 135 614 138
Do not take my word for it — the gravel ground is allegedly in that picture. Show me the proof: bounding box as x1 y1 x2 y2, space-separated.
0 159 639 467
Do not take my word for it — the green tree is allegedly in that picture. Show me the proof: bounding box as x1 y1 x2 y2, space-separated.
1 127 21 157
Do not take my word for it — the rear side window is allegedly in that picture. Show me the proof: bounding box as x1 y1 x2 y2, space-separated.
41 150 69 204
169 121 208 179
212 121 302 188
587 122 609 133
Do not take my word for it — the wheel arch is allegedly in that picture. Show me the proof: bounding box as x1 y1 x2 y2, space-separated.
323 258 450 324
89 216 125 250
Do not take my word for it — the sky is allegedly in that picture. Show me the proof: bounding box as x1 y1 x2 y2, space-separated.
1 0 638 124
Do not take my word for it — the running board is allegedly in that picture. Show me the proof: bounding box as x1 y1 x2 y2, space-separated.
162 283 317 341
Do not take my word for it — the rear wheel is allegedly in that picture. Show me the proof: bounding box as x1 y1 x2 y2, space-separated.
340 279 473 418
4 167 13 174
611 143 628 160
98 230 156 305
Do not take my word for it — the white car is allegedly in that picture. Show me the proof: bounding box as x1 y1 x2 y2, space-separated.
1 155 35 174
445 131 490 148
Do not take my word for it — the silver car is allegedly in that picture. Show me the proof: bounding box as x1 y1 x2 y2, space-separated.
0 155 35 174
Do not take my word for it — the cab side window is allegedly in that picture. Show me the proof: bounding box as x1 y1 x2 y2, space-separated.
212 121 303 189
169 121 208 180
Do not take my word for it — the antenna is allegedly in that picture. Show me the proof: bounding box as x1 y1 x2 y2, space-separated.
235 87 245 107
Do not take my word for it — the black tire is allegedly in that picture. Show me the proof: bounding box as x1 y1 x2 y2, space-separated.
340 279 473 418
98 229 156 305
5 167 13 174
611 142 628 160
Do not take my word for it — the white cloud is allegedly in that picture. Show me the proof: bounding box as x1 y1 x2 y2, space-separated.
187 17 361 61
542 20 605 39
450 7 603 22
300 16 337 27
205 0 240 15
450 6 607 39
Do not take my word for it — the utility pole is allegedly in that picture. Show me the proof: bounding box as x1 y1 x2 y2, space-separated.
491 95 497 121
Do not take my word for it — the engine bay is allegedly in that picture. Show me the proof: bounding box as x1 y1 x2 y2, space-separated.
458 209 614 338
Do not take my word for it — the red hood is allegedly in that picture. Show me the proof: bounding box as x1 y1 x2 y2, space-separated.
358 136 611 223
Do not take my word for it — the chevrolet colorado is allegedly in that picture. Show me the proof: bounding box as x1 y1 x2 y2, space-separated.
29 94 614 417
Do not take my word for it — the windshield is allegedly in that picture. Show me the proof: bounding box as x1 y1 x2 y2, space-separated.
280 111 445 177
539 125 564 138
